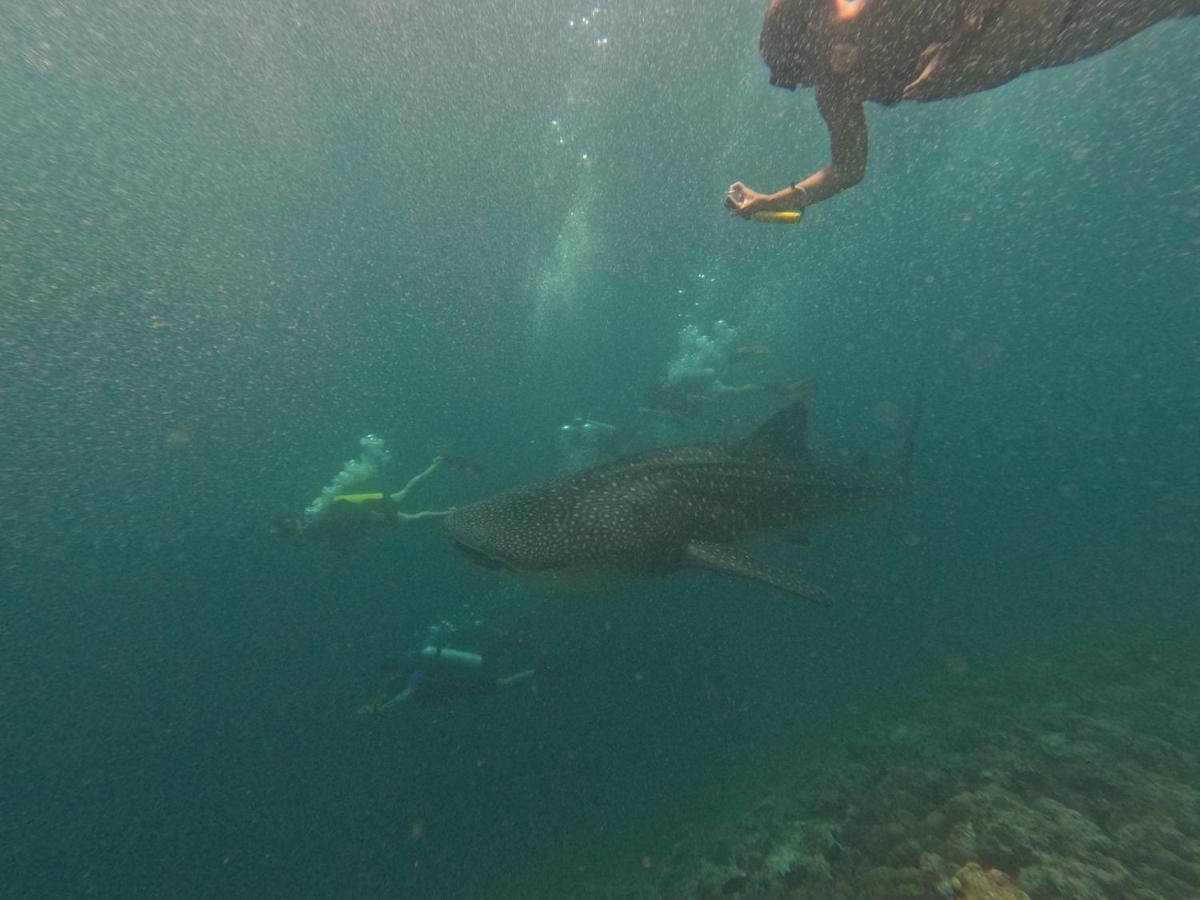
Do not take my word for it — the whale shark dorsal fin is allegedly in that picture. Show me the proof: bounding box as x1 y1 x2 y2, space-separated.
742 400 810 461
685 541 830 605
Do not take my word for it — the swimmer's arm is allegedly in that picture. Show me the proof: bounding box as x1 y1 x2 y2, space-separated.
732 83 865 213
801 82 868 204
725 83 865 217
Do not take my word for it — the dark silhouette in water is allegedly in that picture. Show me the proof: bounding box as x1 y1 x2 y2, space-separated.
726 0 1200 217
446 400 914 602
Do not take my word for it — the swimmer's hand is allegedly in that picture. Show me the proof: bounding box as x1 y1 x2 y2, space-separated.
724 182 771 219
903 41 956 99
904 1 1004 99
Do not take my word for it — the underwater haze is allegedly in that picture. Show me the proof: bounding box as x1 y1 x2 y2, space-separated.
2 1 1199 898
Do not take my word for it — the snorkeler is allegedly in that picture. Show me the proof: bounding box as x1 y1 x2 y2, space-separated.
357 621 537 713
725 0 1200 218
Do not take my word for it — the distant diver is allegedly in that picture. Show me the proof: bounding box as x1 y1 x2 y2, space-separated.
555 416 620 473
641 321 809 421
725 0 1200 219
273 435 452 550
357 619 537 714
445 398 917 602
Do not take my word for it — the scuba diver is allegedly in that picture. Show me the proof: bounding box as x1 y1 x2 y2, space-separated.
273 435 453 551
357 619 538 713
640 321 811 420
271 489 413 548
641 369 791 419
555 416 620 472
725 0 1200 219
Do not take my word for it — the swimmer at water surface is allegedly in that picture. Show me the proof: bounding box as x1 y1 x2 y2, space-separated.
725 0 1200 218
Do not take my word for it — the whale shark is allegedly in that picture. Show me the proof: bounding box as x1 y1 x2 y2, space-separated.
445 401 912 602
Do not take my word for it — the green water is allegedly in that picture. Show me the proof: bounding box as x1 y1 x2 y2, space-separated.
1 2 1197 897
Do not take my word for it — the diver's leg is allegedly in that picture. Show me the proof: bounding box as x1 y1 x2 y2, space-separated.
495 670 536 689
396 509 450 521
712 380 768 396
389 457 443 505
390 457 452 520
376 686 416 709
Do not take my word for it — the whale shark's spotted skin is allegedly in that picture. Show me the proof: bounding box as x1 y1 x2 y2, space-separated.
446 402 908 601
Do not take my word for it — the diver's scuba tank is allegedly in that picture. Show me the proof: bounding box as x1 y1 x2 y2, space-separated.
419 645 483 668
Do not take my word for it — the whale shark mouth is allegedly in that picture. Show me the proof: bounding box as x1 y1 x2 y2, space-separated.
448 537 512 573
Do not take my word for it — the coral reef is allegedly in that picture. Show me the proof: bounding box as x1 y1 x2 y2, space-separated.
938 862 1029 900
585 631 1200 899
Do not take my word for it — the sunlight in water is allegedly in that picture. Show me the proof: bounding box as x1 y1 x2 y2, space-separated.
530 181 599 336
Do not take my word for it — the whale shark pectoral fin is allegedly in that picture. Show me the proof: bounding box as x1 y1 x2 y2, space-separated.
684 541 832 606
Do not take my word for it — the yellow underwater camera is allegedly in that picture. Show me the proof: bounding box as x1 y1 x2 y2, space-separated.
750 211 804 224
